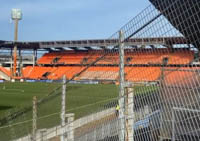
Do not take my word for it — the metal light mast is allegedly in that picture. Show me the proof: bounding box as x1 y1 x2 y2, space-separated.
11 9 22 78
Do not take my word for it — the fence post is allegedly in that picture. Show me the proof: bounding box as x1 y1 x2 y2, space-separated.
119 30 125 141
39 129 47 141
66 113 75 141
125 87 134 141
172 108 175 141
61 75 66 141
32 96 37 141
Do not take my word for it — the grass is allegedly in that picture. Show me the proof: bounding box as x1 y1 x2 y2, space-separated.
0 82 118 118
0 82 61 117
0 82 118 140
134 85 159 96
0 82 158 140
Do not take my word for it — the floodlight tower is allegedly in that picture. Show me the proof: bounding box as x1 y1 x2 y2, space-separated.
11 9 22 78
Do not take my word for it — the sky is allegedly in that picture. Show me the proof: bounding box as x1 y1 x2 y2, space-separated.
0 0 150 41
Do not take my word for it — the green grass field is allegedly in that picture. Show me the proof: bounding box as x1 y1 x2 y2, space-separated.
0 82 118 140
0 82 118 118
0 82 60 116
0 82 158 140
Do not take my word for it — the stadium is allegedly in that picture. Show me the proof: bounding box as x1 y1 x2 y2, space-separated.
0 0 200 141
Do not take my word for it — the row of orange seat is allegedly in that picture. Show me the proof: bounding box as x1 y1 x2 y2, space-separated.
37 52 96 65
0 49 196 84
37 49 194 65
0 65 198 85
22 66 162 82
163 67 200 87
23 66 84 80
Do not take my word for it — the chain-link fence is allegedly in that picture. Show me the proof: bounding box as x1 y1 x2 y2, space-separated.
0 0 200 141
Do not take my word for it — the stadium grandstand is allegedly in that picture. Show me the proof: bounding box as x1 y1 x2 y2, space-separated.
0 0 200 141
0 39 196 82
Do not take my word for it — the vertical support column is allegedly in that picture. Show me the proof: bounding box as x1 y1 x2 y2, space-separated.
119 30 125 141
160 63 165 140
13 19 18 77
160 60 170 139
18 48 22 77
35 49 38 64
66 113 75 141
61 75 66 141
39 129 47 141
33 49 36 67
10 48 13 80
125 87 134 141
32 96 37 141
13 45 17 77
172 108 175 141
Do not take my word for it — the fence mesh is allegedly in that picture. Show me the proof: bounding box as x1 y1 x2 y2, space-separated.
0 0 200 141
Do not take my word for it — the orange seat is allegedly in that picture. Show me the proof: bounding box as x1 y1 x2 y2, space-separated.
0 67 11 77
21 48 194 81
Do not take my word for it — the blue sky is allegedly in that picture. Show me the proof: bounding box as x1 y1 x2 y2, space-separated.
0 0 150 41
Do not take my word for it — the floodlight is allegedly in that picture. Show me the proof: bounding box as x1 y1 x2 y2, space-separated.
11 9 22 20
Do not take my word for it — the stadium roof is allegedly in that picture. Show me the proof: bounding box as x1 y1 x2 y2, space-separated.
0 37 188 50
150 0 200 49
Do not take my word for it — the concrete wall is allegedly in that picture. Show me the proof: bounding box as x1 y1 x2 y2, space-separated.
15 108 116 141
